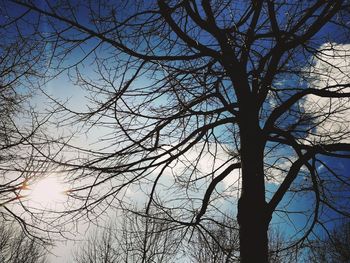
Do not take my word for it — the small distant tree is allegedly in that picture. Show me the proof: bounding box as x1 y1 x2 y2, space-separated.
75 212 305 263
268 228 303 263
74 209 180 263
0 220 48 263
189 216 303 263
188 216 240 262
308 220 350 262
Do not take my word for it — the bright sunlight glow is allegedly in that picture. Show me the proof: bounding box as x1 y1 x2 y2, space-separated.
26 176 67 209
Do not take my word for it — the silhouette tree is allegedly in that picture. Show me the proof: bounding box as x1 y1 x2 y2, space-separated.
308 220 350 262
75 213 303 262
10 1 350 262
187 215 240 262
0 219 48 263
190 220 303 263
74 209 180 263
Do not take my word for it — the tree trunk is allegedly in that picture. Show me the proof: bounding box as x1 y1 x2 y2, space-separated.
237 108 270 263
238 190 269 263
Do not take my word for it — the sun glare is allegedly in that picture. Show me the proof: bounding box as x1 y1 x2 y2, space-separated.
27 176 67 208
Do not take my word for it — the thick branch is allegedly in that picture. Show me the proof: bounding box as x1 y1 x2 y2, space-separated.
264 86 350 132
195 162 241 223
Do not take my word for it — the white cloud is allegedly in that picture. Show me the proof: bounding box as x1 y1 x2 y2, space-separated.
304 43 350 144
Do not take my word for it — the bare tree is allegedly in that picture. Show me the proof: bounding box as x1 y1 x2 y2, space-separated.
75 213 238 263
0 219 48 263
188 216 305 263
307 220 350 262
74 209 181 263
187 216 240 262
75 212 304 263
74 226 119 263
9 1 350 262
268 227 304 263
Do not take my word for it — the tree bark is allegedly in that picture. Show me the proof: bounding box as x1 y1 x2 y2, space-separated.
237 106 270 263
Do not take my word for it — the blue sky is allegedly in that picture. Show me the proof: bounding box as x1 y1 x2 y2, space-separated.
3 1 350 261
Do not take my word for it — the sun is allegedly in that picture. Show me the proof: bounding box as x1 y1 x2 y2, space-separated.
26 176 67 208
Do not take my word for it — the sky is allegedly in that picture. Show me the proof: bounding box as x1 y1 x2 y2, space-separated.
44 44 350 261
2 1 350 262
